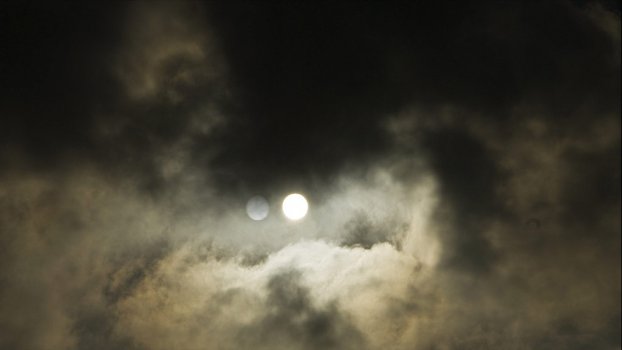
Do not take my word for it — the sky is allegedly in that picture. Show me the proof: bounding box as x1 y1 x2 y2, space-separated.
0 1 620 349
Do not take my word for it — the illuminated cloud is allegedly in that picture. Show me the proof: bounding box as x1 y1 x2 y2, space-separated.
0 1 619 350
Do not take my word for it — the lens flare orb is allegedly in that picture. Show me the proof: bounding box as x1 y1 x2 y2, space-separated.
246 196 269 221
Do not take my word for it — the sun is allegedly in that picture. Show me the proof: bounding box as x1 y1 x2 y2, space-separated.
282 193 308 220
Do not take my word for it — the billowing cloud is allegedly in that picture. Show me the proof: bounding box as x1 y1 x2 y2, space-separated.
0 1 619 349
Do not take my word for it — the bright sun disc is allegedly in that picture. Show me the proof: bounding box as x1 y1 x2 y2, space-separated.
282 193 308 220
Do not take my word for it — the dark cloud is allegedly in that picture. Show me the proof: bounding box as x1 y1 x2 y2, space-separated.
0 1 620 349
71 310 144 350
236 270 368 350
340 211 407 249
422 127 502 273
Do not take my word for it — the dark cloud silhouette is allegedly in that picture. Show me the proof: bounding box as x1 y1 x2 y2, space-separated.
340 211 407 249
236 270 368 350
0 1 619 349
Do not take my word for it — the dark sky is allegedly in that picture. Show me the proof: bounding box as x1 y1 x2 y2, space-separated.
1 2 620 350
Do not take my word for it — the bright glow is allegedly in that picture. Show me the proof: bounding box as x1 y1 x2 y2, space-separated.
282 193 308 220
246 196 269 221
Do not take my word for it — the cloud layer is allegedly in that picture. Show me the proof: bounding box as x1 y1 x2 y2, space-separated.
0 1 619 349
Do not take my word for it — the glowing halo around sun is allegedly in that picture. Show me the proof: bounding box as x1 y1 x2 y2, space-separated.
282 193 308 220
